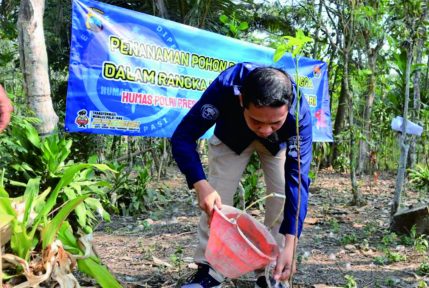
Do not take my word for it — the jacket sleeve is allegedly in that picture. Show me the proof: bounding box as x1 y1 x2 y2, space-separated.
279 97 313 237
170 77 226 188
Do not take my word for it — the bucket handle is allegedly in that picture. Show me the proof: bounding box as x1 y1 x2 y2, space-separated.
244 192 286 230
213 206 277 261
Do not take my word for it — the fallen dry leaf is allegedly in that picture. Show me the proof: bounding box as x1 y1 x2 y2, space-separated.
152 256 173 268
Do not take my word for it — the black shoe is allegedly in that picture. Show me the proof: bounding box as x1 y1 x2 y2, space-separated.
181 264 222 288
255 276 288 288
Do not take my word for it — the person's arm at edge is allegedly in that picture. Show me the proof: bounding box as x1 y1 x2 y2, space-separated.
0 84 13 133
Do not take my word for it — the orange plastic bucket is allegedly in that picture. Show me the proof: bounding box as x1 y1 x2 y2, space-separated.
205 205 279 278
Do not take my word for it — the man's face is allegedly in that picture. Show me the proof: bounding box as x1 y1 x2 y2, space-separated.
242 103 288 138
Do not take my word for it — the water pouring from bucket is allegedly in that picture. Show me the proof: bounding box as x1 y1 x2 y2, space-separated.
205 204 280 279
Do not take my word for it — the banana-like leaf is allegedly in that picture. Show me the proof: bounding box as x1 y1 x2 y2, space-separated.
22 178 40 225
10 225 33 260
0 197 15 217
0 214 13 230
57 221 81 255
84 197 111 222
36 163 115 226
63 187 87 228
41 195 89 248
0 214 14 246
24 122 41 148
57 223 122 288
77 257 123 288
0 169 8 197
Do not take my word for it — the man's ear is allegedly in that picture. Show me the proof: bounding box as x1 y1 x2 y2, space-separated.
239 94 243 107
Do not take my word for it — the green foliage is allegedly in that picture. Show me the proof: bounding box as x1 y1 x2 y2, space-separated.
234 153 264 210
1 159 113 262
408 164 429 192
273 29 313 61
170 246 185 268
1 128 120 287
381 232 398 247
340 233 358 245
417 261 429 276
219 12 248 38
405 226 429 254
328 218 340 234
363 221 378 237
311 142 330 180
108 161 165 216
41 195 88 248
343 274 357 288
374 249 407 265
414 235 429 254
0 116 73 185
384 278 397 287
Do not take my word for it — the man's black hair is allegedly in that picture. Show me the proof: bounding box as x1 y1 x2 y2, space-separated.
240 67 293 108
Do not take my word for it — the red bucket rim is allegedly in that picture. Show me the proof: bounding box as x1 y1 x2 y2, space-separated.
213 205 277 261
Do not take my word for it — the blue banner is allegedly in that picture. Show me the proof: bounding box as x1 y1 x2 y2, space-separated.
65 0 333 142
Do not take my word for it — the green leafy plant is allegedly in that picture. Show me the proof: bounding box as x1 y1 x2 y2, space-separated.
408 164 429 192
109 161 165 216
381 232 398 247
374 249 407 265
219 13 248 38
234 153 264 209
273 29 313 61
385 278 397 287
386 250 407 262
417 261 429 276
1 117 71 185
415 235 429 254
170 246 184 269
1 163 120 287
341 233 358 245
329 218 340 234
343 274 357 288
363 221 378 237
0 118 120 287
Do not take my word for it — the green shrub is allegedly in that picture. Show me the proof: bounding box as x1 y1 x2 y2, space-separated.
408 164 429 192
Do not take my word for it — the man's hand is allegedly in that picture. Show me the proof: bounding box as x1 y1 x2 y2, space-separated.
273 234 297 282
193 180 222 225
0 85 12 133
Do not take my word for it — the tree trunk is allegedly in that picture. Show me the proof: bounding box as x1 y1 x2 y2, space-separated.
155 0 169 18
17 0 58 135
392 44 413 216
330 77 347 163
312 0 324 59
408 3 427 169
344 53 362 206
357 54 377 174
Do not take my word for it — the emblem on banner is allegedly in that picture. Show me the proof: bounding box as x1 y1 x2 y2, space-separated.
86 8 104 32
313 65 322 79
75 109 89 128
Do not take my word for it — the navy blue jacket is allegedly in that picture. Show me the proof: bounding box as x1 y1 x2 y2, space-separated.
171 62 312 237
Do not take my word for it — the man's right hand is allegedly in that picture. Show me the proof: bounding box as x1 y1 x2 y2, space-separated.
193 180 222 225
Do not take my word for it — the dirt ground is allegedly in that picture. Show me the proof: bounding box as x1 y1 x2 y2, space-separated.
89 169 429 288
